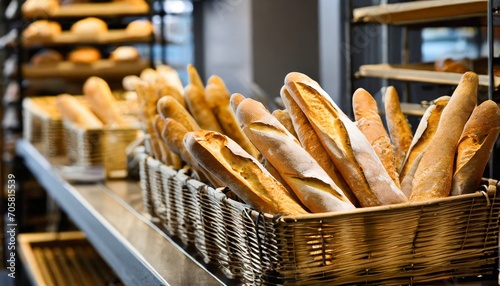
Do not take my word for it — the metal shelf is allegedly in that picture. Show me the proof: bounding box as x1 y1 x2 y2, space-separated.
15 140 235 286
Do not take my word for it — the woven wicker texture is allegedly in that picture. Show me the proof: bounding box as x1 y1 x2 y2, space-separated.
138 153 500 285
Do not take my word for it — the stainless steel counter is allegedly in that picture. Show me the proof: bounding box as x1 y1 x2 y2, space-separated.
16 140 238 286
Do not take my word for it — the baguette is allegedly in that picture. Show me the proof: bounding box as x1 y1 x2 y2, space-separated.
157 96 200 132
184 130 308 216
153 114 182 169
353 88 400 188
272 109 298 139
285 74 407 207
234 95 355 213
280 86 358 206
452 100 500 195
184 84 223 132
400 96 450 196
187 64 204 90
410 72 478 202
83 76 128 127
56 94 103 129
161 118 223 187
156 65 184 97
384 86 413 171
205 75 261 159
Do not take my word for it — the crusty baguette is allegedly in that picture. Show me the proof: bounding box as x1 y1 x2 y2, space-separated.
230 93 245 111
56 94 103 129
83 76 128 127
157 96 200 132
285 74 407 207
187 64 204 90
410 72 478 202
400 96 450 197
156 65 184 97
184 130 308 216
161 118 224 188
280 86 358 206
122 75 141 91
272 108 298 139
353 88 400 188
184 84 224 133
205 75 261 159
153 114 182 169
452 100 500 195
234 96 355 213
384 86 413 171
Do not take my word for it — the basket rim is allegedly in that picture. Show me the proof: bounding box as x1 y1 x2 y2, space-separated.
62 119 139 132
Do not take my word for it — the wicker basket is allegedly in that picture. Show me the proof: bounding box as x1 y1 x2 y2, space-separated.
138 153 500 285
22 97 65 157
63 121 138 178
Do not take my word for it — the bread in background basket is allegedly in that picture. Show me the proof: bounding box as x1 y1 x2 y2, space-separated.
55 77 139 179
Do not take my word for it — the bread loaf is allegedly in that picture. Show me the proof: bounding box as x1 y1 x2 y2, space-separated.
184 130 308 216
22 0 59 18
157 96 200 132
400 96 450 197
22 20 61 39
280 86 358 206
234 95 355 213
83 76 128 127
384 86 413 171
126 19 153 36
70 17 108 35
109 46 140 62
184 84 224 133
30 49 63 66
285 73 407 207
161 118 224 188
272 109 298 139
156 65 185 98
56 94 102 129
353 88 400 188
187 64 204 90
205 75 261 159
410 72 478 202
122 75 141 91
67 47 101 64
452 100 500 195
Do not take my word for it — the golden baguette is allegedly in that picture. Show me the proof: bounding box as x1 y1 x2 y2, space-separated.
184 129 308 216
272 108 298 139
157 96 200 132
234 95 355 213
187 64 204 90
153 114 182 169
56 94 102 129
161 118 224 187
410 72 478 202
156 65 184 97
184 83 224 133
205 75 261 159
280 86 358 206
353 88 400 188
83 76 128 127
452 100 500 195
384 86 413 172
400 96 450 197
285 73 407 207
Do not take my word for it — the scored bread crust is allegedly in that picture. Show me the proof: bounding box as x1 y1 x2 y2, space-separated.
400 96 450 197
452 100 500 195
272 108 298 139
184 130 308 216
235 96 356 213
384 86 414 172
280 86 358 206
353 88 400 188
285 74 407 207
410 72 478 202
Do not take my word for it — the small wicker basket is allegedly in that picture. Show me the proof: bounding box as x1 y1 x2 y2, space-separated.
63 121 138 178
22 97 65 157
139 153 500 285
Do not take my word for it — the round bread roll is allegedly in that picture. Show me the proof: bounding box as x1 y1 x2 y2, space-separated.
126 19 153 36
31 49 63 66
67 47 101 64
22 0 59 18
70 17 108 35
109 46 140 62
22 20 62 39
